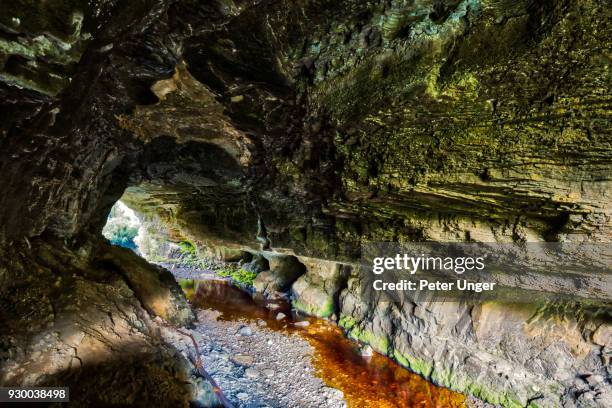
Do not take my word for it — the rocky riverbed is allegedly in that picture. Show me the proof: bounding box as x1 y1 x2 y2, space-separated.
160 277 486 408
170 307 346 408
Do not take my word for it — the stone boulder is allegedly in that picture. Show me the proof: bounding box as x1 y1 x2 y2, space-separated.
292 257 351 318
253 253 306 297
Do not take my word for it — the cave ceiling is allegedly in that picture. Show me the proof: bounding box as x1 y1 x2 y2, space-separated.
0 0 610 259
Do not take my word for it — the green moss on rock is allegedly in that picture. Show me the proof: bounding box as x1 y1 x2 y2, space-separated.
293 296 335 318
338 314 390 354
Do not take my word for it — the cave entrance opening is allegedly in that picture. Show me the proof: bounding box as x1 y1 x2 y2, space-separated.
101 187 269 285
101 194 204 273
102 200 141 251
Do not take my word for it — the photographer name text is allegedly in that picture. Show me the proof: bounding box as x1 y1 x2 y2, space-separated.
371 254 496 293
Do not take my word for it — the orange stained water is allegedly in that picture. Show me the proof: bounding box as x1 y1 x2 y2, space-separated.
181 279 466 408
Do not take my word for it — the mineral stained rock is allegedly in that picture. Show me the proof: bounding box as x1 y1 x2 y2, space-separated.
0 0 610 407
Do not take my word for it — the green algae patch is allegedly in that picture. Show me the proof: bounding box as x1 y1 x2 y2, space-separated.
390 348 527 408
338 315 390 354
391 350 433 378
430 365 524 408
293 297 335 319
338 314 357 331
218 267 257 287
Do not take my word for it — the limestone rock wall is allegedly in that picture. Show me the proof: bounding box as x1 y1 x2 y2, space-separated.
336 276 611 407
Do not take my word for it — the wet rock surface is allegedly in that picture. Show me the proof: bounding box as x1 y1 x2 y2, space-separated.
337 283 612 407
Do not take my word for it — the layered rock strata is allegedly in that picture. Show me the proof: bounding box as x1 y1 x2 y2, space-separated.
1 0 610 406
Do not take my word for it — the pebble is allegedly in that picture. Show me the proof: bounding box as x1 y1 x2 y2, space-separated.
262 368 275 377
237 392 249 401
232 354 254 366
245 368 260 379
322 387 344 399
586 374 604 386
294 321 310 328
360 345 373 357
237 326 253 336
276 312 286 320
191 331 203 343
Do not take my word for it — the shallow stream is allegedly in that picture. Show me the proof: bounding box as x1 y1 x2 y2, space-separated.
181 279 467 408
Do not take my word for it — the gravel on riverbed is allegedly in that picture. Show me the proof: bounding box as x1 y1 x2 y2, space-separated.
158 263 218 280
162 309 347 408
